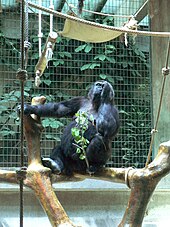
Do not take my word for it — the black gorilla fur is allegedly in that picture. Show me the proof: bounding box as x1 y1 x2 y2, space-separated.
22 81 120 175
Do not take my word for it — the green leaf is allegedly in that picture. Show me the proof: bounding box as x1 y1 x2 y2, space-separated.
0 130 15 137
134 48 146 58
80 63 91 71
53 59 64 66
45 134 60 141
105 44 116 50
105 50 114 54
128 61 134 67
56 36 63 43
107 76 115 84
64 52 72 58
79 154 85 160
115 76 123 81
122 62 128 68
84 44 93 53
13 91 21 98
132 70 141 77
126 122 135 127
32 37 39 43
43 79 51 86
105 56 116 63
99 74 107 80
103 16 114 24
42 119 51 127
42 119 63 128
76 148 81 154
89 63 100 69
94 54 106 61
50 120 64 128
13 91 29 98
58 51 72 58
0 106 8 112
31 53 39 59
119 110 129 115
75 44 86 52
71 127 80 137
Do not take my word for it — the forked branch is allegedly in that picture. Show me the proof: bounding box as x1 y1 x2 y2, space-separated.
0 97 170 226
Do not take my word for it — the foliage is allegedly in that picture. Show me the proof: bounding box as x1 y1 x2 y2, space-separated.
0 14 151 167
71 111 93 168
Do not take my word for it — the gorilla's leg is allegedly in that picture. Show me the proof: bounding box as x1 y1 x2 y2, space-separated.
85 135 110 174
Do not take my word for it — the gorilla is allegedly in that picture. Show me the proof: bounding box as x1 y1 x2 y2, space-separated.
22 81 119 175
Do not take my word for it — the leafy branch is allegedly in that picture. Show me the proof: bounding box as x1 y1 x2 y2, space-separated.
71 111 94 170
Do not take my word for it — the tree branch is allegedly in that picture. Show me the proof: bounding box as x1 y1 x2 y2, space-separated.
118 141 170 227
21 96 76 226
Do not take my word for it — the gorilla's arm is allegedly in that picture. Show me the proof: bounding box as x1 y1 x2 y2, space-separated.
96 82 119 139
22 97 85 118
96 104 119 139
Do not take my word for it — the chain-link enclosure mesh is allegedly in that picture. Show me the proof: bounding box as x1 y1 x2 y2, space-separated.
0 0 152 168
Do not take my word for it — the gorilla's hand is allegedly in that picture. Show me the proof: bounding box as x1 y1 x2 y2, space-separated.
17 104 34 116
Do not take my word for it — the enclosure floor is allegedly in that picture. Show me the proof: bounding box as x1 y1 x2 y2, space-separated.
0 213 170 227
0 179 170 227
0 188 170 227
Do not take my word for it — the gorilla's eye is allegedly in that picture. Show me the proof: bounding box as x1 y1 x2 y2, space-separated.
96 83 103 87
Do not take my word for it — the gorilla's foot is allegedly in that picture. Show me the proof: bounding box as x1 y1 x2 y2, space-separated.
87 165 103 175
42 158 63 174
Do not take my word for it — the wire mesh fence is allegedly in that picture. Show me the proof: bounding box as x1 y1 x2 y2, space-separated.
0 0 152 169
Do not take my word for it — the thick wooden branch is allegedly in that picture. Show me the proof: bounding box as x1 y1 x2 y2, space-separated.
25 163 74 227
118 141 170 227
0 169 17 184
0 96 169 227
22 97 76 227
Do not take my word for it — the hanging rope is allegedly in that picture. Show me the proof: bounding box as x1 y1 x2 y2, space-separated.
145 38 170 167
18 0 25 226
25 1 170 38
24 0 31 69
16 0 30 226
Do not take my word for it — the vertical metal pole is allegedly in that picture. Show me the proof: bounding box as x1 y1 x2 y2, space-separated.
20 0 25 226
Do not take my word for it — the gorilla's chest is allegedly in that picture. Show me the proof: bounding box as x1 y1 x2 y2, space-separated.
79 101 98 120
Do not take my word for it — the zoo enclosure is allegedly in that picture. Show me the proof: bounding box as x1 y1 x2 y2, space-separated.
0 0 152 169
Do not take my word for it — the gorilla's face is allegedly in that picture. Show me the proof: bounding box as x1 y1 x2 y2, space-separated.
93 81 105 95
88 81 115 108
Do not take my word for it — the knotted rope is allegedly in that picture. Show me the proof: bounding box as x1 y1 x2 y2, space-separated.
145 38 170 167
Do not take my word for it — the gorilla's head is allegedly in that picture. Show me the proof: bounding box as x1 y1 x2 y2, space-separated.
88 81 115 108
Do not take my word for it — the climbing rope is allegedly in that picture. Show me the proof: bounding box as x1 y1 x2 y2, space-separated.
16 0 31 226
24 0 31 69
145 38 170 167
25 1 170 38
17 1 26 226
